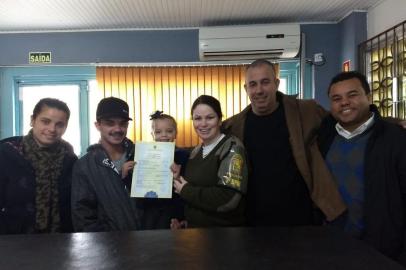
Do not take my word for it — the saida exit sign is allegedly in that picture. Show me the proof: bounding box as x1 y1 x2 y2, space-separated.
29 52 52 64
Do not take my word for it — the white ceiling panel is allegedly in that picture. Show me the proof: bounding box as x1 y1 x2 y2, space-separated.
0 0 383 32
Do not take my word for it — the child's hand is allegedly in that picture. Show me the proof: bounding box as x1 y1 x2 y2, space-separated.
170 218 188 229
122 161 136 179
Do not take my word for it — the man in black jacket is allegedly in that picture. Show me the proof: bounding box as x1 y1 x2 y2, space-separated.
318 71 406 259
71 97 139 232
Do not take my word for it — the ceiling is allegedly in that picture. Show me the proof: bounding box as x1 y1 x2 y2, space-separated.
0 0 383 33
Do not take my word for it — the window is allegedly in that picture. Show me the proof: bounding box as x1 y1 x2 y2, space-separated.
359 20 406 119
279 61 300 96
278 77 288 94
88 79 103 145
19 84 82 154
17 79 93 156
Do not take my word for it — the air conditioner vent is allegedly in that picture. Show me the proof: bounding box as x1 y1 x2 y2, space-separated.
199 24 300 61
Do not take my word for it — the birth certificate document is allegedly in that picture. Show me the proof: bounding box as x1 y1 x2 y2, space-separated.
130 141 175 198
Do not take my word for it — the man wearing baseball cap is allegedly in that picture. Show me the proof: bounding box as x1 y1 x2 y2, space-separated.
71 97 139 232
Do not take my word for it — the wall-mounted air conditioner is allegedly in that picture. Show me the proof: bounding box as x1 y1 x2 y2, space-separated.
199 24 300 61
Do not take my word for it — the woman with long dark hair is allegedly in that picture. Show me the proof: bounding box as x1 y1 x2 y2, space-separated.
172 95 248 228
0 98 77 234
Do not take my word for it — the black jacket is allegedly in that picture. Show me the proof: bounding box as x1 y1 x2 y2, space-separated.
71 138 139 232
0 136 77 234
318 105 406 259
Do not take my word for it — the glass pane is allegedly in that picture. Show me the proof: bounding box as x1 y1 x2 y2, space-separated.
88 79 102 145
279 78 287 94
19 84 81 155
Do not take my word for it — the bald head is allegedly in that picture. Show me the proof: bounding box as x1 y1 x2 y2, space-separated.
244 59 279 116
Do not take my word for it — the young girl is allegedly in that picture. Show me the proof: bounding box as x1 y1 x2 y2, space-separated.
137 111 189 230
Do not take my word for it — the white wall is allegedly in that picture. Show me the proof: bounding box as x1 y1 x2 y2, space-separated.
367 0 406 38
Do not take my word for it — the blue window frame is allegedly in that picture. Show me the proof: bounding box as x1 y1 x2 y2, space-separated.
16 80 89 155
279 60 313 98
279 61 299 95
0 66 96 156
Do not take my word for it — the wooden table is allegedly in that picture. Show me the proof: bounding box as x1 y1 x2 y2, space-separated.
0 226 404 269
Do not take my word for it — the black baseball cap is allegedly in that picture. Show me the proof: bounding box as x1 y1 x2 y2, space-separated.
96 97 132 121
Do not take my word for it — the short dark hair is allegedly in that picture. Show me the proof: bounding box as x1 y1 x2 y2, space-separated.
328 71 371 96
191 95 223 119
150 110 177 132
246 59 277 77
32 98 70 120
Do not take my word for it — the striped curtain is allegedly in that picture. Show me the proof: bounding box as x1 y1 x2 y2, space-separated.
96 64 279 147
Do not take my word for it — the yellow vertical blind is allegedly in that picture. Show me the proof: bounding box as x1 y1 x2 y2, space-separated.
96 64 279 147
